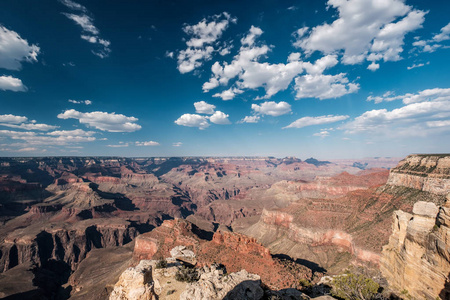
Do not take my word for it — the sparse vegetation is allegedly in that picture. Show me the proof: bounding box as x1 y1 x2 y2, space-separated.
166 289 176 295
331 270 380 300
175 266 199 283
299 278 312 288
156 259 167 269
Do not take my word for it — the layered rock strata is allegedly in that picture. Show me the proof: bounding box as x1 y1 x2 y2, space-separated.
380 200 450 300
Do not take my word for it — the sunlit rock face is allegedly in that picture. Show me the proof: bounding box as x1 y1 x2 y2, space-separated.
386 154 450 195
381 200 450 300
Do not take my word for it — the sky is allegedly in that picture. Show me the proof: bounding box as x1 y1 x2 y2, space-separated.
1 0 450 159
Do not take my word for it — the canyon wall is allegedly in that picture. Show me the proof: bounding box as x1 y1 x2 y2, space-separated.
380 200 450 300
380 154 450 299
386 154 450 195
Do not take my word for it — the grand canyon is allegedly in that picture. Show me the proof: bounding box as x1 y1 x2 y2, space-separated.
0 154 448 299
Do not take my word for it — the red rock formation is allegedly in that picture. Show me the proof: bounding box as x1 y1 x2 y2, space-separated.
132 218 312 290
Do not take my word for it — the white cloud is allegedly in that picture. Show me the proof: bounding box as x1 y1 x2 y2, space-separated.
174 114 210 129
0 130 96 146
342 96 450 137
0 76 27 92
212 88 243 100
284 115 349 129
0 114 58 131
295 0 425 68
251 101 291 116
313 130 330 138
68 99 92 105
47 129 95 136
0 26 40 71
239 115 260 123
407 62 428 70
194 101 216 114
172 142 183 147
107 143 129 148
177 12 236 73
0 123 59 131
63 13 99 35
62 9 111 58
340 88 450 137
203 27 307 99
57 109 141 132
241 26 263 47
294 73 359 100
209 111 231 125
59 0 87 12
203 26 344 100
413 22 450 53
433 22 450 42
136 141 160 146
367 88 450 104
0 114 28 124
367 62 380 71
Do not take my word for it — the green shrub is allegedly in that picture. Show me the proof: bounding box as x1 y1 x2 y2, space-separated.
166 289 176 295
175 266 199 283
156 259 167 269
331 271 380 300
299 278 312 288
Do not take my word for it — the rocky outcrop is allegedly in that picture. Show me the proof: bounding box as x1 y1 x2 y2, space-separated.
180 265 264 300
380 200 450 300
387 154 450 195
109 260 156 300
0 219 137 272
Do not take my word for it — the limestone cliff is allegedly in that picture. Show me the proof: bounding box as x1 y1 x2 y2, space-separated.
387 154 450 196
380 200 450 300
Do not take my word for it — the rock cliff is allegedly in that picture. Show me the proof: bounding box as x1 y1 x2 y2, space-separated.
386 154 450 196
380 200 450 300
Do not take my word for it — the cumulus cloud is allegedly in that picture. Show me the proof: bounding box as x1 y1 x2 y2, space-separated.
57 109 141 132
284 115 349 129
172 142 183 147
203 27 306 99
0 76 27 92
69 99 92 105
294 73 359 100
61 1 111 58
0 114 58 131
174 114 210 129
0 114 28 124
203 26 345 100
367 88 450 104
342 98 450 137
251 101 291 116
433 22 450 42
212 88 244 101
239 115 260 123
194 101 216 114
295 0 425 68
177 12 236 73
209 111 231 124
413 22 450 53
0 25 40 71
136 141 160 146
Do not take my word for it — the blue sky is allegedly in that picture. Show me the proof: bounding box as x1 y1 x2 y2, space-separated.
1 0 450 159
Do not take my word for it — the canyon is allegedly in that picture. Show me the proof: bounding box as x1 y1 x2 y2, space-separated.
0 154 448 299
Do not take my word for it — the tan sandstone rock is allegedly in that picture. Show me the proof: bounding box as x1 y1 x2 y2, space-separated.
109 260 156 300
